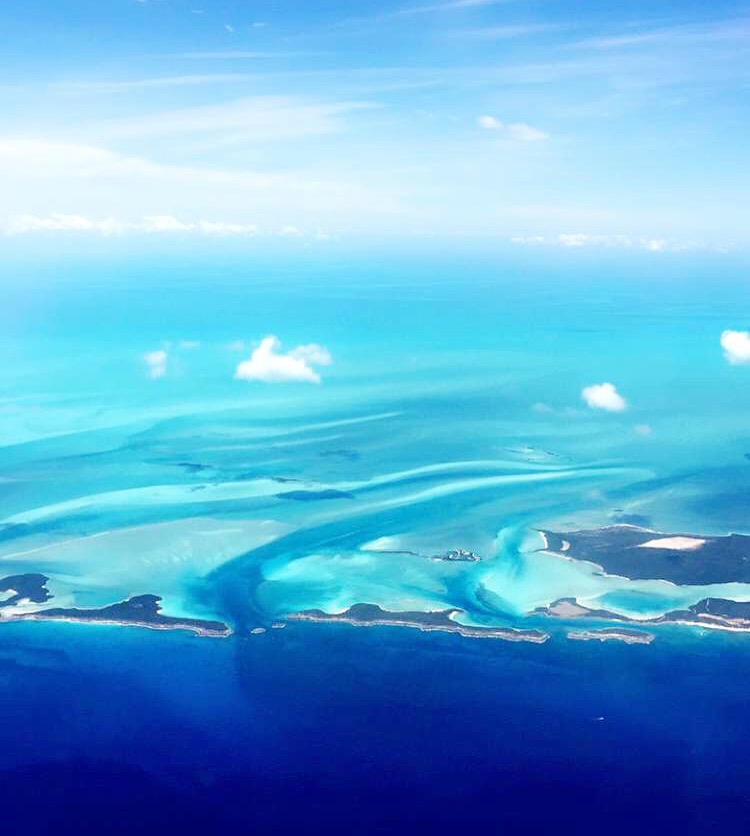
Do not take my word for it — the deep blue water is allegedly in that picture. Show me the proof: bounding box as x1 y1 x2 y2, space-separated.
2 620 750 834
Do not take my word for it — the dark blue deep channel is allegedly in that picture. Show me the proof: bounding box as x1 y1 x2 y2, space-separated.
1 621 749 835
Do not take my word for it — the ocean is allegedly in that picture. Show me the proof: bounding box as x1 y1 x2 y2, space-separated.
2 246 750 833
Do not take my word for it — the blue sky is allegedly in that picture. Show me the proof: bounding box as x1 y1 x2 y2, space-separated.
0 0 748 250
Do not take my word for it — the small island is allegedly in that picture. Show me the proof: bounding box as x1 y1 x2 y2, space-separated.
431 549 481 562
287 603 549 643
535 595 750 636
4 593 231 638
0 573 52 609
653 598 750 632
567 628 654 645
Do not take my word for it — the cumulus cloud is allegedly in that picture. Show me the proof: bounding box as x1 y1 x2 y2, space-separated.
721 330 750 365
581 382 627 412
234 336 332 383
144 349 168 379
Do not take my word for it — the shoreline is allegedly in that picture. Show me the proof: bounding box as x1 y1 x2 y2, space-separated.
4 612 233 638
567 628 654 645
287 605 549 644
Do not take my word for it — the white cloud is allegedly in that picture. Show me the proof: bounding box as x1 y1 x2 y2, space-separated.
144 349 168 379
3 213 125 235
507 122 548 142
234 336 332 383
459 23 563 38
532 402 555 413
52 74 254 93
0 138 394 230
96 96 375 145
290 343 333 365
634 423 653 436
721 330 750 365
477 116 548 141
2 213 261 237
581 382 627 412
511 233 702 252
478 115 502 130
393 0 507 16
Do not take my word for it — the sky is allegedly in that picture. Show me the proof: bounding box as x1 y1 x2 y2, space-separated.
0 0 748 250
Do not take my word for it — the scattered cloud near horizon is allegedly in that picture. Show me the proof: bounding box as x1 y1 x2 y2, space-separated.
0 213 330 239
721 330 750 365
582 382 627 412
510 233 725 252
234 336 332 383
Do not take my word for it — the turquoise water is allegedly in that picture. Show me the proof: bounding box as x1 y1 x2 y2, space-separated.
2 252 750 627
3 250 750 831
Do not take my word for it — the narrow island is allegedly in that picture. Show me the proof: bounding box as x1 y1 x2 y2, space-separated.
567 628 654 645
535 595 750 636
3 590 231 638
286 603 549 643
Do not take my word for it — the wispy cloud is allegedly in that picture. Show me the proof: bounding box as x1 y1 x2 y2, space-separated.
93 96 376 145
394 0 510 16
174 51 313 60
477 115 547 141
574 18 750 50
53 74 255 93
455 23 564 38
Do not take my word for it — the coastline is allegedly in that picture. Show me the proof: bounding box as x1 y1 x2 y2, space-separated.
567 628 654 645
5 612 233 638
287 605 549 644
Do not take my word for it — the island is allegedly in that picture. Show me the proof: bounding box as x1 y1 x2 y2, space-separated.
567 628 654 645
431 548 481 562
4 593 231 637
535 595 750 635
533 596 630 622
286 603 549 643
540 524 750 584
0 573 52 608
653 598 750 632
